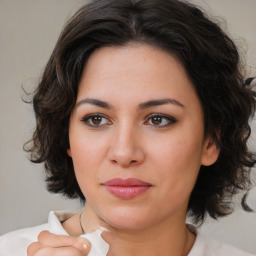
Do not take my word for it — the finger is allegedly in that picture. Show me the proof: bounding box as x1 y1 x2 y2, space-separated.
27 242 42 256
38 231 91 254
30 246 86 256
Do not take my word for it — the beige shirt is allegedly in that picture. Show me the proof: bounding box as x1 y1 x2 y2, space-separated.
0 211 255 256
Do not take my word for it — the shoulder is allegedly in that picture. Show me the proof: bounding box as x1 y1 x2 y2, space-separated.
0 223 48 256
189 232 256 256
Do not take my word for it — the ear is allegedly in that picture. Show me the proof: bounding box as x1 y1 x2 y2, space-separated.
67 149 72 157
201 136 220 166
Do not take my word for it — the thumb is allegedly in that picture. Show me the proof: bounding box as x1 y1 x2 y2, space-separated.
38 231 92 254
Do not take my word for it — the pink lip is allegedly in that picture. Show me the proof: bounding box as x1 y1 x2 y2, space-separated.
103 178 152 199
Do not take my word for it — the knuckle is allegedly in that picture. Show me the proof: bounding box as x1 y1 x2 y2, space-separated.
27 242 39 256
65 247 85 256
33 247 51 256
37 230 49 241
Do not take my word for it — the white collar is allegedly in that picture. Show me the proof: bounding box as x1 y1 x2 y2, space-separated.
48 211 76 235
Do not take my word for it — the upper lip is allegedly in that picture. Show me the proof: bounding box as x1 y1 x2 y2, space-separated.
103 178 152 187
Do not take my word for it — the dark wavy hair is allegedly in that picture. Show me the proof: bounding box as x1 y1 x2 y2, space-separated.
25 0 256 224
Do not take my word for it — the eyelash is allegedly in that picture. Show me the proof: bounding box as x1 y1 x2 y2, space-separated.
81 113 177 128
144 114 177 127
81 114 112 127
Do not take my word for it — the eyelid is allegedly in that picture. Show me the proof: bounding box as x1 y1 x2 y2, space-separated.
81 113 112 127
144 113 177 127
80 112 176 128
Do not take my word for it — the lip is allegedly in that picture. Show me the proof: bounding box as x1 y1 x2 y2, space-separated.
103 178 152 199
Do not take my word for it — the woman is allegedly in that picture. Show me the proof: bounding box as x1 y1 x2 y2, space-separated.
0 0 255 255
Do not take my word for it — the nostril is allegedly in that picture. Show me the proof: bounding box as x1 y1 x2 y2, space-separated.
111 159 137 165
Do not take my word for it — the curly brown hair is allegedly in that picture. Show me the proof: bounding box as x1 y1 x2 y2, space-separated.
26 0 256 224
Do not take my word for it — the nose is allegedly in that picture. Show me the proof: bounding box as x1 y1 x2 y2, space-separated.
107 124 145 168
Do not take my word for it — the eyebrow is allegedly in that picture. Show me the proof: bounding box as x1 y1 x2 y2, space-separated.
76 97 184 109
76 98 113 109
138 98 184 109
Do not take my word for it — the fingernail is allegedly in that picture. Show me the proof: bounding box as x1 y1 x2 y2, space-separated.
78 237 88 248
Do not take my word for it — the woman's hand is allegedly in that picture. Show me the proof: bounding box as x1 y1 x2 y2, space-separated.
27 231 91 256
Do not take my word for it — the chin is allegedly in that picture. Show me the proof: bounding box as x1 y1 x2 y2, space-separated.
101 207 154 231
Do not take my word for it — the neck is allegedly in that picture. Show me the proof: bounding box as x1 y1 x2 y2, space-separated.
107 221 195 256
81 205 196 256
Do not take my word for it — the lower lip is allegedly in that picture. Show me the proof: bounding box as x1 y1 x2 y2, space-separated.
104 185 151 199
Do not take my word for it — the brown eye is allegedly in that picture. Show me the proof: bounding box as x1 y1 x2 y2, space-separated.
82 114 112 127
91 116 103 125
145 114 176 127
151 116 163 125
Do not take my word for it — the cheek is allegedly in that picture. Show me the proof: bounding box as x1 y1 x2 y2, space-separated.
152 132 203 170
151 133 203 197
70 129 107 165
69 132 107 189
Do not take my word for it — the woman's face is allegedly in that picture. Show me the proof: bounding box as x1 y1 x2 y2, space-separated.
68 44 219 230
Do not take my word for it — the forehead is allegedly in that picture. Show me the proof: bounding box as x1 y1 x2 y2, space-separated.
77 43 200 110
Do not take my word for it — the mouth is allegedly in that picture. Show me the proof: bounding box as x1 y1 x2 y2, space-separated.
102 178 152 200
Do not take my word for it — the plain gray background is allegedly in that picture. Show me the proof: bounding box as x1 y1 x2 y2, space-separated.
0 0 256 253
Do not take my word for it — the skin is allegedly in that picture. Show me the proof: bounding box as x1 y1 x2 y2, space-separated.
28 43 219 256
27 231 91 256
